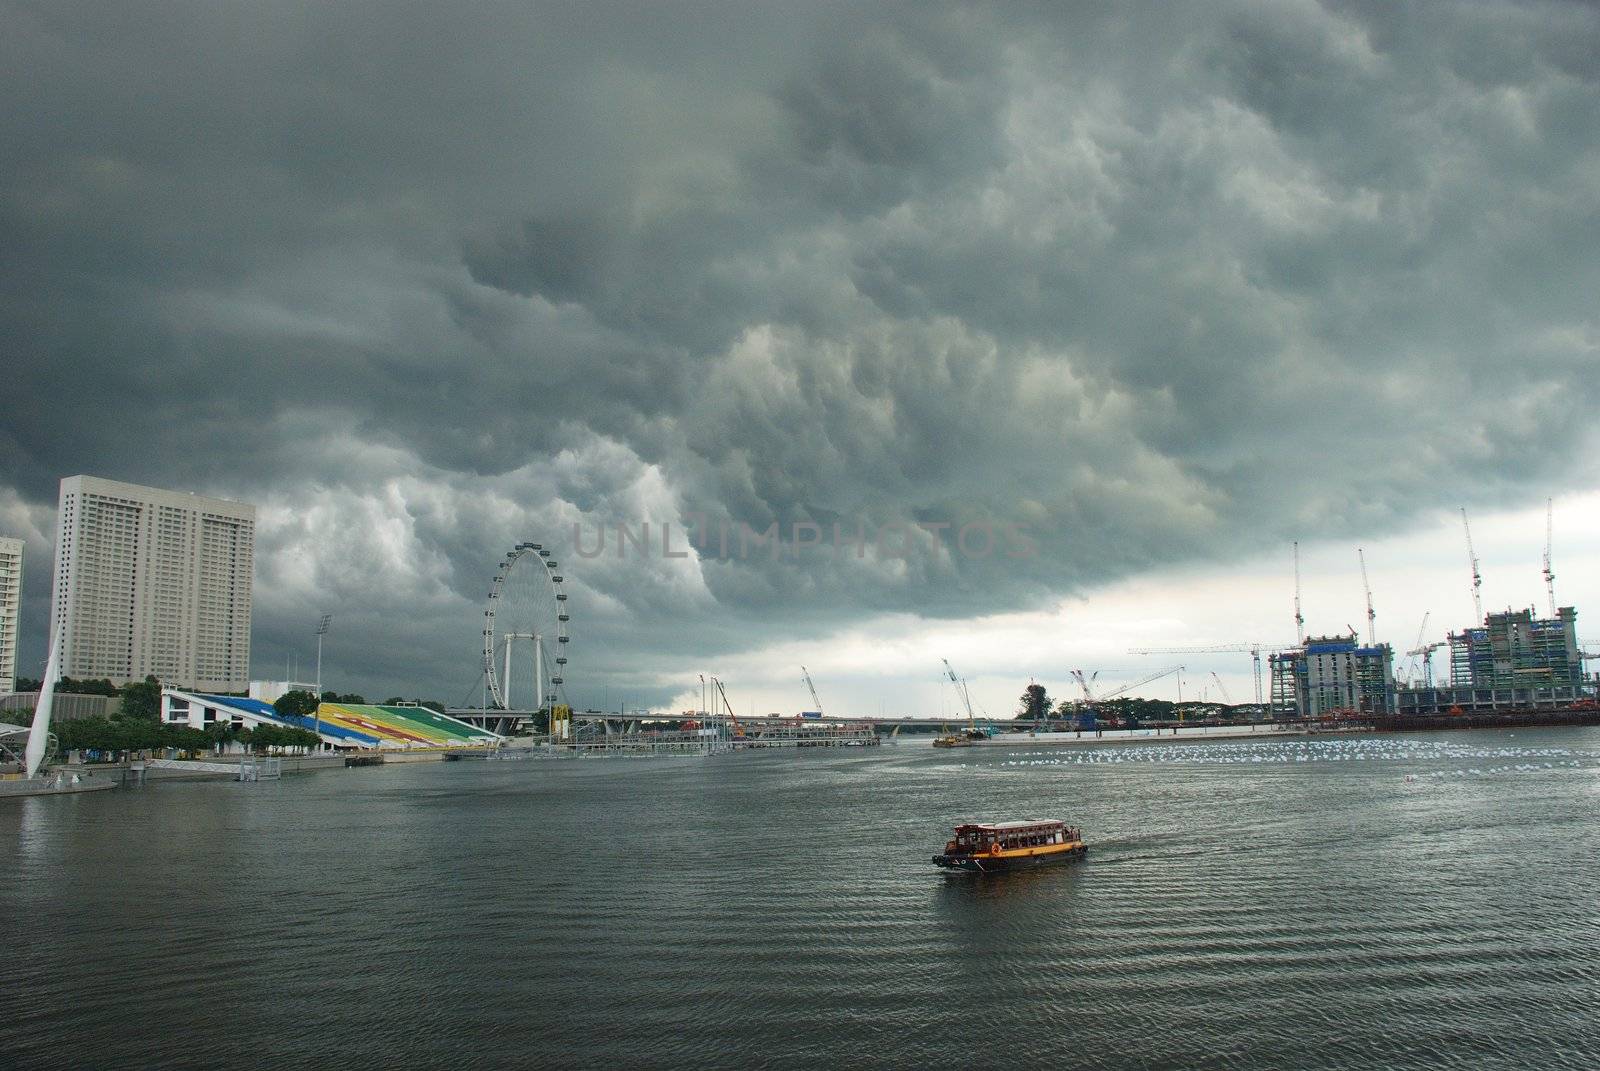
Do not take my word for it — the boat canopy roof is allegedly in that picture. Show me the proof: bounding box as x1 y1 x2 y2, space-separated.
955 819 1064 832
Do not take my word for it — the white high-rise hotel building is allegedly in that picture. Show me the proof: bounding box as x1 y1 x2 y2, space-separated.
51 476 255 692
0 536 21 694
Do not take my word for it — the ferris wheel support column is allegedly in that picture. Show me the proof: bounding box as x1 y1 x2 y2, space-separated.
503 638 513 711
535 633 545 736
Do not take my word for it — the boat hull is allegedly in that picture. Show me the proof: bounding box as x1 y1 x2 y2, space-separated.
932 844 1086 873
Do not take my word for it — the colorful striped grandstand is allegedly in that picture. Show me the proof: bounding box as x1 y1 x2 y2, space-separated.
161 690 500 750
312 703 499 749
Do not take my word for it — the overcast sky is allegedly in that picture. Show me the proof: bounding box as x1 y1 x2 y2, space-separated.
5 2 1599 715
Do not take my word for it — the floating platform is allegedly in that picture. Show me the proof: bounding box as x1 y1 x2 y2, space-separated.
962 724 1320 747
732 724 879 748
0 771 118 798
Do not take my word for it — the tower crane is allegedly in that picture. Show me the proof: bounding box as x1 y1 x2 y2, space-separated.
800 666 825 719
1543 497 1557 618
1293 541 1306 642
1461 507 1484 623
1404 612 1430 684
1126 643 1294 709
1358 548 1376 647
1407 641 1447 688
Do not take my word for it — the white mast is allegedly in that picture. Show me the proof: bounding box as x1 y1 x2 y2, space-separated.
25 621 62 777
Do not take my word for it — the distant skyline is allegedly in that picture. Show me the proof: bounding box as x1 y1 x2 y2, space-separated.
5 3 1599 712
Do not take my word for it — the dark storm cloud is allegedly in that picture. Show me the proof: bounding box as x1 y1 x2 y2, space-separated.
4 1 1599 702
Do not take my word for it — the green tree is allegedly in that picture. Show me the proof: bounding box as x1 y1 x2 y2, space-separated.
58 676 119 696
1017 682 1051 721
274 690 320 720
247 723 320 753
118 675 162 721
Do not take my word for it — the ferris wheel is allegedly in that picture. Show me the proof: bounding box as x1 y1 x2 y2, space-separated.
482 541 569 710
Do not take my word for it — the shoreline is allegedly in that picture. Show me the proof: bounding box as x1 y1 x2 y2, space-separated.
966 724 1317 747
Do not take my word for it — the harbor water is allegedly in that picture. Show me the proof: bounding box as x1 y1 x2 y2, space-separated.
4 727 1599 1069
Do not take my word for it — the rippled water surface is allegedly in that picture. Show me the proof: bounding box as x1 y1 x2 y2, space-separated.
5 728 1600 1069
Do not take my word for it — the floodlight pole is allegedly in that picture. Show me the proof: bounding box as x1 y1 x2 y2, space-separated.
315 613 332 745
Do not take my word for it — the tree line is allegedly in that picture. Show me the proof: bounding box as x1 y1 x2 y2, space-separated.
271 690 446 718
55 717 321 757
1018 682 1246 727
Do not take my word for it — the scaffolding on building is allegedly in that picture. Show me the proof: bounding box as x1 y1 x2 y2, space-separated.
1448 607 1580 690
1269 650 1302 720
1270 635 1395 719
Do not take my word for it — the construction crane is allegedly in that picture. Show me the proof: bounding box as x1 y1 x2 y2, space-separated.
712 676 745 738
1403 612 1430 684
941 658 979 735
1097 664 1183 702
800 665 825 719
1407 641 1447 688
1126 643 1293 709
1088 666 1185 721
1209 671 1233 705
1293 540 1306 642
1070 669 1098 703
1358 548 1376 647
1068 669 1099 726
1543 497 1556 618
1461 507 1484 623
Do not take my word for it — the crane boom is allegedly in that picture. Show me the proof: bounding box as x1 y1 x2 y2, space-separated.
1126 642 1294 713
1209 671 1233 705
800 665 824 718
1461 507 1484 623
1358 548 1376 647
941 658 977 730
1098 664 1183 702
712 676 743 736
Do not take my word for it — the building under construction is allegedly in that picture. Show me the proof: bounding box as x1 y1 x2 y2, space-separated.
1448 606 1581 689
1269 634 1395 719
1394 606 1586 715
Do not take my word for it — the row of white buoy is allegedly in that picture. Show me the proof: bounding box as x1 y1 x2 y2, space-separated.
995 736 1595 768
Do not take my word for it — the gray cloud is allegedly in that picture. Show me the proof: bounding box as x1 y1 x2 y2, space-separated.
4 1 1599 705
